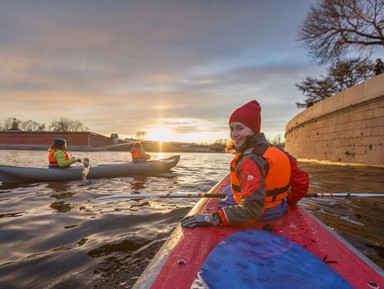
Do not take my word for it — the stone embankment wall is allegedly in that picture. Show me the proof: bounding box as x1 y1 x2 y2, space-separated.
285 74 384 167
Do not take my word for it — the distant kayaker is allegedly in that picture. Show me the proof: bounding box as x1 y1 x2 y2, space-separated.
48 138 82 168
181 100 309 228
130 142 151 163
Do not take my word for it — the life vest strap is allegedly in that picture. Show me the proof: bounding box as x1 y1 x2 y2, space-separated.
231 184 241 192
266 184 290 201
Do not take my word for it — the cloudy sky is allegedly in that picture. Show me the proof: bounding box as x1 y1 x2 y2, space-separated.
1 0 325 143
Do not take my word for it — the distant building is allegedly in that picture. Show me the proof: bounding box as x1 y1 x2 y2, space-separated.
110 133 119 144
0 131 114 150
0 131 225 152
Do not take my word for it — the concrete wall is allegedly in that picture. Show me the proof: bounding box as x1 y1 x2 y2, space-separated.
285 74 384 167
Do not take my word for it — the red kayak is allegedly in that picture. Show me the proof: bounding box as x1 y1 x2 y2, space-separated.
133 175 384 289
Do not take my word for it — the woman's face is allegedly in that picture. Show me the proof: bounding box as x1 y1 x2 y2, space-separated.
229 121 254 149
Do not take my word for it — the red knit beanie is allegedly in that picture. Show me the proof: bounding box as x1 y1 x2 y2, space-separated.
228 100 261 133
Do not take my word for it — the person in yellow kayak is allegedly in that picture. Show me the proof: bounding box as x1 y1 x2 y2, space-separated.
48 138 82 168
130 142 151 163
181 100 309 227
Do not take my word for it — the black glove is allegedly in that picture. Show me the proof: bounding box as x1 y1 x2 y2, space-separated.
77 158 82 163
181 212 221 228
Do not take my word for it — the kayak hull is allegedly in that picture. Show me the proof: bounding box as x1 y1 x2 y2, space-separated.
0 155 180 184
133 175 384 289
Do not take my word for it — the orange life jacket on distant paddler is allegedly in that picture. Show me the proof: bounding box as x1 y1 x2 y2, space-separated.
131 147 142 160
48 149 70 167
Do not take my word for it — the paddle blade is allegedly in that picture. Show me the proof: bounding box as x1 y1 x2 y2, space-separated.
82 158 90 183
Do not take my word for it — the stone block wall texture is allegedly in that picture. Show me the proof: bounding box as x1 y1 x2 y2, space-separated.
285 74 384 166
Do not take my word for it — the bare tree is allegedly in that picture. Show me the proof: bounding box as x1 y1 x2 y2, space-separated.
270 134 285 149
135 131 146 140
19 120 45 131
296 77 336 108
295 57 371 108
2 118 21 130
1 117 88 131
70 120 86 132
298 0 384 64
49 117 89 132
214 139 227 146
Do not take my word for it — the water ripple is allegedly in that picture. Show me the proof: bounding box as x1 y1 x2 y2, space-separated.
0 151 383 289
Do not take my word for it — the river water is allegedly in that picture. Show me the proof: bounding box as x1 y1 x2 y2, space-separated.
0 150 383 289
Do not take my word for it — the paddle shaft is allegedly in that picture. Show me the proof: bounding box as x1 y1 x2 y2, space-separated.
97 193 226 200
97 192 384 201
305 193 384 198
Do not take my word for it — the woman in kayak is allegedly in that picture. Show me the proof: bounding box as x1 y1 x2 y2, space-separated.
130 142 151 163
181 100 309 227
48 138 82 168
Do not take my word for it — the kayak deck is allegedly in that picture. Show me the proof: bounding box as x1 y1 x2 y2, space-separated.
133 175 384 289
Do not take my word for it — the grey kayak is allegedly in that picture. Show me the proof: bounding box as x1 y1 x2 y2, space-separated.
0 155 180 184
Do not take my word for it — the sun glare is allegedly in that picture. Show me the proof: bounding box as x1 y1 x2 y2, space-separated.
146 127 174 142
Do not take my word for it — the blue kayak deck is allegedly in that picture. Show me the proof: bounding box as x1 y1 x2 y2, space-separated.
192 230 353 289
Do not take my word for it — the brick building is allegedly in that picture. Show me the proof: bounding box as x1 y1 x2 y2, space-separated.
0 131 116 150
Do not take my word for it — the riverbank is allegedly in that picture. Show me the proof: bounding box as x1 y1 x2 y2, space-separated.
0 140 227 153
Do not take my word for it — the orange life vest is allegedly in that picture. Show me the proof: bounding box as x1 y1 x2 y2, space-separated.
131 147 144 160
48 149 70 167
230 146 291 208
131 150 142 160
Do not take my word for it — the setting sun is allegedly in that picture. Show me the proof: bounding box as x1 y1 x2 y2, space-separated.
146 127 174 142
